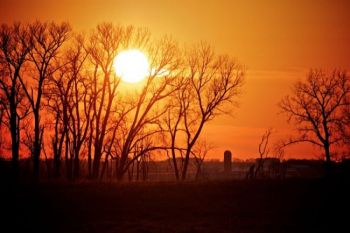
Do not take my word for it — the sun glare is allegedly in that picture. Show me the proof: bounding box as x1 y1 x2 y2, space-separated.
113 49 149 83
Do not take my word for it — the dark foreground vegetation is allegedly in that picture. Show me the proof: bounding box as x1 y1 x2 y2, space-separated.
2 178 349 233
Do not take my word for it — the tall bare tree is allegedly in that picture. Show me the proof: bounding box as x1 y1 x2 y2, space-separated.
163 77 188 180
46 68 70 178
167 43 244 180
0 23 31 176
113 36 182 181
47 57 73 178
279 70 350 165
18 21 71 178
87 23 150 178
61 35 91 179
46 35 89 179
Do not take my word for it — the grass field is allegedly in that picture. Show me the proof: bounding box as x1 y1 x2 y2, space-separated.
2 178 349 233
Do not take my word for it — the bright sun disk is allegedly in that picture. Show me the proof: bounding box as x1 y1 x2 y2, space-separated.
113 49 149 83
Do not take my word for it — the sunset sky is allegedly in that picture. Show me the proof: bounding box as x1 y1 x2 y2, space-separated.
1 0 350 160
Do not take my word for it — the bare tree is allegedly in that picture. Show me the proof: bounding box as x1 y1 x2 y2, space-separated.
47 59 72 178
99 103 133 179
46 35 90 179
163 77 188 180
114 36 182 181
279 70 350 166
0 23 31 176
0 106 3 154
18 21 71 178
87 23 151 178
65 35 91 179
167 43 244 180
45 73 68 178
192 139 214 179
254 128 272 178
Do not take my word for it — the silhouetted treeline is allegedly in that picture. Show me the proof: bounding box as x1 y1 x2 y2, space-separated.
0 21 244 181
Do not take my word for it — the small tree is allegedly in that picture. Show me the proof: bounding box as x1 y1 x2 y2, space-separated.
192 139 214 179
254 128 272 178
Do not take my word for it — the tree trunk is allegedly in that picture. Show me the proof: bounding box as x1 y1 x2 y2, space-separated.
182 120 205 181
114 157 119 179
53 113 65 179
181 149 191 180
92 148 101 179
54 155 61 178
88 150 92 178
324 143 331 164
116 150 129 181
324 142 331 175
10 111 19 179
171 143 180 181
87 120 93 178
195 164 202 180
142 159 148 181
100 153 110 179
33 111 41 179
73 156 80 179
65 136 71 179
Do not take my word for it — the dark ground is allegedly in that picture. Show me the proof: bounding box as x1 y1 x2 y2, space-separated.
1 178 350 233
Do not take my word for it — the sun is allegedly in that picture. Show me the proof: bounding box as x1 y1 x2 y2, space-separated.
113 49 149 83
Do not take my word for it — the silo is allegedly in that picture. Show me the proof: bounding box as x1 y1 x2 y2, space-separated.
224 150 232 173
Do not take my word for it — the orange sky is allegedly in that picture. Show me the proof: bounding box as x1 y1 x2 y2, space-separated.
1 0 350 160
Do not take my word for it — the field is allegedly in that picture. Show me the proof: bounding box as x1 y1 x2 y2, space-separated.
2 178 349 233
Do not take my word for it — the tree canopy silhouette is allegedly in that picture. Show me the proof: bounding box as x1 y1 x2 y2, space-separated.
279 70 350 164
0 21 245 181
